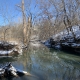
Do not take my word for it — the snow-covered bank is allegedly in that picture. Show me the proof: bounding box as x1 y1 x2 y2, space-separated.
0 41 23 56
43 26 80 54
52 26 80 41
0 50 13 55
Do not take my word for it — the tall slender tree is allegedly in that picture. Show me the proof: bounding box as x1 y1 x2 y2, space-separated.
21 0 27 45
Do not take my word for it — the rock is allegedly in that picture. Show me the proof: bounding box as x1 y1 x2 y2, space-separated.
0 41 15 50
0 41 23 56
0 63 34 78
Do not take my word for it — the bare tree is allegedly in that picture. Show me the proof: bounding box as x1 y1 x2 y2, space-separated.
21 0 27 45
49 0 80 40
0 1 14 41
36 0 54 39
16 0 37 45
61 0 79 40
16 0 29 45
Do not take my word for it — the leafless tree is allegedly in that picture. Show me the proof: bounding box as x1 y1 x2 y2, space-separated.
0 1 14 41
49 0 80 40
36 0 54 39
16 0 37 45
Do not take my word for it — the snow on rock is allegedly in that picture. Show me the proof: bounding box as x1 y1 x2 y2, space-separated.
61 42 70 46
71 43 80 47
61 42 80 48
43 25 80 52
9 41 18 45
43 39 51 47
52 25 80 41
0 41 23 56
0 50 13 55
0 63 32 77
55 45 61 49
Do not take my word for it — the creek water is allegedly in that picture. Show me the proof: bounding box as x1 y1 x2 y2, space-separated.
0 43 80 80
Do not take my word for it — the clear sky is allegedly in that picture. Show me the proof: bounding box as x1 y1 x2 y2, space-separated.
0 0 54 26
0 0 39 26
0 0 25 26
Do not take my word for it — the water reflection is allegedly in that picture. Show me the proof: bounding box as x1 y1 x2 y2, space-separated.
0 44 80 80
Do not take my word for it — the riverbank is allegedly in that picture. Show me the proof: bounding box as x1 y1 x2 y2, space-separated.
0 41 23 56
0 41 80 80
42 26 80 55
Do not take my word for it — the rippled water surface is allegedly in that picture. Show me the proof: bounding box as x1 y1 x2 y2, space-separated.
0 44 80 80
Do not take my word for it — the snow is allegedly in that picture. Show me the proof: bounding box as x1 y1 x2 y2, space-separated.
61 42 70 46
44 25 80 50
9 65 17 72
55 45 61 49
0 50 13 55
61 42 80 48
52 26 80 41
0 48 22 56
0 41 18 46
0 41 23 55
30 41 40 47
0 63 30 77
8 41 18 45
17 69 28 74
72 26 80 32
0 68 5 75
71 43 80 47
44 39 51 47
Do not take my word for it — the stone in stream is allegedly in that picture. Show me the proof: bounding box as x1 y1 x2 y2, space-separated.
0 63 36 78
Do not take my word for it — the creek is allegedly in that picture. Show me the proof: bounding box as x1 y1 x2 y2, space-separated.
0 43 80 80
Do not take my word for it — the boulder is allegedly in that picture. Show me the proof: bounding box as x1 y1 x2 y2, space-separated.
0 63 32 78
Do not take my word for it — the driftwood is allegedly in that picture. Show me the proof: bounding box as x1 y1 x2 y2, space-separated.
0 63 36 78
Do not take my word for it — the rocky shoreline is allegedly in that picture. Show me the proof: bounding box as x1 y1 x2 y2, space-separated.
43 36 80 55
0 41 23 56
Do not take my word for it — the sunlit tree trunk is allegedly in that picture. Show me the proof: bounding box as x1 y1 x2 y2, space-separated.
27 16 32 45
21 0 27 45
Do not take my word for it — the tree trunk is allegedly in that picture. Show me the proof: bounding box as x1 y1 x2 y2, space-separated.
27 16 32 44
3 28 10 41
22 0 27 45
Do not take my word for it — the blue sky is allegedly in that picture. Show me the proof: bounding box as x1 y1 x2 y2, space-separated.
0 0 25 26
0 0 39 26
0 0 55 26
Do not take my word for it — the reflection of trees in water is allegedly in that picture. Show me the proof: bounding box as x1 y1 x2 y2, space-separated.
26 45 80 80
62 66 80 80
10 44 80 80
16 49 32 72
0 57 16 67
